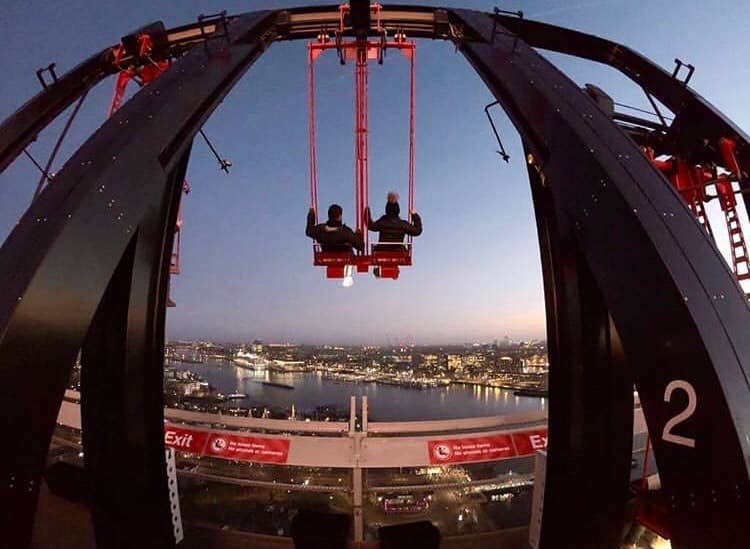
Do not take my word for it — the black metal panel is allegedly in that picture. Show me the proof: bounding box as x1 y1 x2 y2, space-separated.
81 145 190 548
488 12 750 212
455 9 750 548
350 0 372 40
0 10 276 547
526 153 633 547
0 49 115 174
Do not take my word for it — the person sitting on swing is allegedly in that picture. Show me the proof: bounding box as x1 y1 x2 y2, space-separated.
366 191 422 252
306 204 364 253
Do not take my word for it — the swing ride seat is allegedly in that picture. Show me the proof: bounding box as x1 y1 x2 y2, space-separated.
369 242 412 280
370 242 412 266
313 244 356 278
307 11 417 282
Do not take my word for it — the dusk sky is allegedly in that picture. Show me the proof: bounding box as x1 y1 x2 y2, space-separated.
2 1 750 344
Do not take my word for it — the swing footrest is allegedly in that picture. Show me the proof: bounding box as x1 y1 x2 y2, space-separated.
326 266 347 279
375 266 400 279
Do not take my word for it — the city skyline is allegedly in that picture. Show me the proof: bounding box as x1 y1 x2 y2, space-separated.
168 335 546 346
2 0 750 344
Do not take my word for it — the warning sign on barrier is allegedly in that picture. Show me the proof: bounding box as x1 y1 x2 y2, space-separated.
204 433 290 463
512 429 548 456
164 424 290 464
164 425 210 454
428 435 516 464
427 428 548 464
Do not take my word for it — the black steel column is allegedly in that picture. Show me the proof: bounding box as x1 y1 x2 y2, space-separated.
0 11 275 547
455 9 750 548
80 146 190 548
527 155 633 547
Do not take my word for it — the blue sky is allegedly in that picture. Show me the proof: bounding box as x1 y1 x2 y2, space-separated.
2 1 750 344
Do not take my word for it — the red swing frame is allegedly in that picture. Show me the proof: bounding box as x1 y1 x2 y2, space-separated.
308 3 416 280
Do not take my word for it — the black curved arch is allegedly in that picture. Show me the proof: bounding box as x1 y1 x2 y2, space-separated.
1 5 748 549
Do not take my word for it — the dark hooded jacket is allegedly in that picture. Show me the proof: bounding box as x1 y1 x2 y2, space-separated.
306 209 364 252
366 202 422 248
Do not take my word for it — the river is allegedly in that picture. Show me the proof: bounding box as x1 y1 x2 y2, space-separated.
170 358 545 422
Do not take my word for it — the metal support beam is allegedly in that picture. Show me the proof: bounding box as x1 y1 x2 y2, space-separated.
0 11 276 547
81 145 191 548
526 152 633 546
456 9 750 547
350 0 371 40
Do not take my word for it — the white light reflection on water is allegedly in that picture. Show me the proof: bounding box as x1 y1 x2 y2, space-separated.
171 359 544 421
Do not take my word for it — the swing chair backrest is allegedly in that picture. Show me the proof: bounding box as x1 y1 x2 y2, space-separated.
313 244 356 266
370 242 412 266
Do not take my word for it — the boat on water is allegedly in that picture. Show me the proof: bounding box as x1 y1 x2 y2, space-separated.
513 388 548 398
171 356 204 364
250 380 294 390
232 351 268 371
223 393 248 400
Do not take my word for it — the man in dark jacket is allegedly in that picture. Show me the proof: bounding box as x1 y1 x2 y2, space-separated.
306 204 364 252
366 195 422 251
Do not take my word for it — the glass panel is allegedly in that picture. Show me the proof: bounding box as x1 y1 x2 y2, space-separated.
363 457 535 542
178 476 353 538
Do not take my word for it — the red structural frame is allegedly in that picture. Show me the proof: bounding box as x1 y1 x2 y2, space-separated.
109 34 189 303
308 3 416 280
647 138 750 296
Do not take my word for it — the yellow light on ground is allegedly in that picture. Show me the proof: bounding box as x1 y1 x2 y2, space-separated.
650 537 671 549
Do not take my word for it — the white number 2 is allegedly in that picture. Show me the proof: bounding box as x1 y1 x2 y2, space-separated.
661 380 697 448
